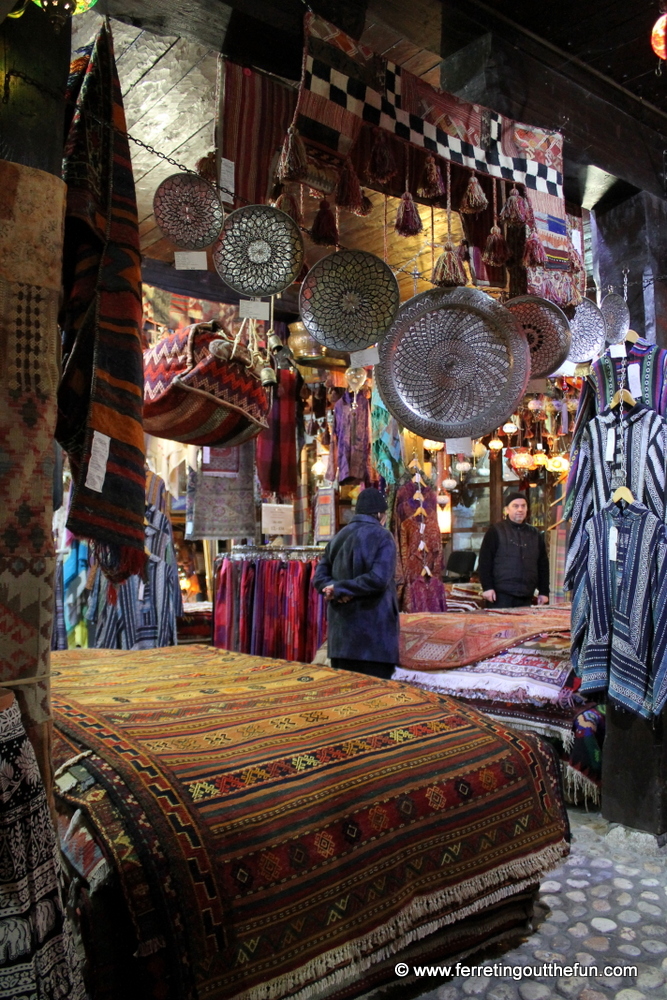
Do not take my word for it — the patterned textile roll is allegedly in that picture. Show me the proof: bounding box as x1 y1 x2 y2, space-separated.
0 692 86 999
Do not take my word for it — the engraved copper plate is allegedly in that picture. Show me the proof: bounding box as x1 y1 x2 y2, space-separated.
505 295 571 378
299 250 400 352
153 173 224 251
376 287 530 439
601 292 630 345
212 205 304 297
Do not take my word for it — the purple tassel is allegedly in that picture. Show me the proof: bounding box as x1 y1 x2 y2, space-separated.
432 242 467 287
335 157 363 213
418 154 446 200
522 229 547 267
354 190 373 217
395 191 423 237
482 225 511 267
368 129 397 185
499 186 531 226
310 199 338 246
459 174 488 213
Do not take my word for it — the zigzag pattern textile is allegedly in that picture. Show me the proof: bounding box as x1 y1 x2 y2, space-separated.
51 645 569 1000
57 24 146 584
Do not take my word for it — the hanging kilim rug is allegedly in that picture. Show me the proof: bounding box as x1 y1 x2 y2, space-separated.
57 23 146 584
52 646 569 1000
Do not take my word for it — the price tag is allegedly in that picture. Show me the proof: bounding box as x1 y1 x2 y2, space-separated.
445 436 473 454
261 503 294 535
627 363 641 399
350 346 380 367
609 525 618 562
239 299 271 320
174 251 208 270
605 429 615 463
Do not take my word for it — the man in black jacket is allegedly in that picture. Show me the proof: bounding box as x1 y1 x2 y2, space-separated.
312 488 399 679
478 490 550 608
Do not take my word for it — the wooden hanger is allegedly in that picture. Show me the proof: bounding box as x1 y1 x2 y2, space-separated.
609 388 636 408
625 329 640 343
611 485 634 504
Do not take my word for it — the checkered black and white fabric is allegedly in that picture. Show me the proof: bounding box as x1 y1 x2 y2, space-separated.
304 56 563 199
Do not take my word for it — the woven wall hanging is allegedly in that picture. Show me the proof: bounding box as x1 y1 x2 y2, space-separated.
567 297 606 362
376 287 530 439
212 205 304 297
153 173 224 250
600 292 630 345
505 295 571 378
299 250 399 352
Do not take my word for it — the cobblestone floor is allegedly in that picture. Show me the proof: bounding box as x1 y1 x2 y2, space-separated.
416 806 667 1000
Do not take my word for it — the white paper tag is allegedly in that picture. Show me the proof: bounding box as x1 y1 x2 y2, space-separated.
605 428 615 463
261 502 295 535
627 363 641 399
185 520 193 536
350 346 380 367
137 580 145 601
220 158 235 204
419 521 425 534
85 431 110 493
239 299 271 320
609 525 618 562
202 446 211 465
609 343 626 358
445 436 473 455
174 251 208 270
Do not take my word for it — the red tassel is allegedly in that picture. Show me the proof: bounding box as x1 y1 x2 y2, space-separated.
310 199 338 245
395 191 423 237
278 125 308 182
522 229 547 267
368 129 397 185
275 191 302 226
499 186 531 226
482 225 511 266
354 190 373 217
335 157 363 213
432 242 467 287
566 275 584 308
459 173 488 213
195 151 217 184
418 154 446 199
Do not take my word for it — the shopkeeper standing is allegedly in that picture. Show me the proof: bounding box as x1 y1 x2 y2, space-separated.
313 488 399 679
478 490 550 608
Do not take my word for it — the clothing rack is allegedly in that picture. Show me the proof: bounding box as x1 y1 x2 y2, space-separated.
216 545 324 563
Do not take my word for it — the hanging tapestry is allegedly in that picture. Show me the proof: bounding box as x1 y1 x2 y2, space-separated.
221 61 297 208
57 24 146 585
186 442 256 540
256 369 302 497
0 157 66 789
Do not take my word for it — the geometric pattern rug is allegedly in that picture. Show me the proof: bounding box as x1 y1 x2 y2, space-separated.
52 646 569 1000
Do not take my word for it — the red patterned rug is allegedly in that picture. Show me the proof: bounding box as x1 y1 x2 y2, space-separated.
52 646 569 1000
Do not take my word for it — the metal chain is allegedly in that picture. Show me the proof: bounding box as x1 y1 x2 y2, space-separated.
617 353 628 490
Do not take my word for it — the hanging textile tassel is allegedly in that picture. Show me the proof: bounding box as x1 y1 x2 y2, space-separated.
458 238 471 264
482 179 510 266
418 154 446 199
275 190 302 226
499 184 531 226
310 199 338 245
522 228 547 267
195 151 217 184
335 157 363 213
459 172 488 213
431 161 466 286
278 125 308 182
354 189 373 217
368 129 397 184
395 191 423 237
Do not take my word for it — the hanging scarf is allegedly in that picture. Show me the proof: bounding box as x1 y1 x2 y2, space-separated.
57 23 146 584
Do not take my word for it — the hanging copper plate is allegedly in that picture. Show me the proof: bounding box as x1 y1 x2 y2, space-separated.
505 295 572 378
213 205 304 297
376 287 530 439
299 250 400 352
567 297 607 363
601 292 630 345
153 173 224 250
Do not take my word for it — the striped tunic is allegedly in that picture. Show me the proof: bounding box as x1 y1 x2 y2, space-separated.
565 403 667 588
571 501 667 719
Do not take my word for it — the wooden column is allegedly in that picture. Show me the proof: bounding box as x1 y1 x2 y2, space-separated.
489 448 503 525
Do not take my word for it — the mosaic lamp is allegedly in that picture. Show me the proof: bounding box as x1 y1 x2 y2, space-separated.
32 0 98 27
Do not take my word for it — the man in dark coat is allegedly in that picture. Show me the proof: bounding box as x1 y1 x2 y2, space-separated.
313 487 399 679
478 490 550 608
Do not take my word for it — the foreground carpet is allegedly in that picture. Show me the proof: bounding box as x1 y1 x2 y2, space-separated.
51 646 569 1000
400 609 572 672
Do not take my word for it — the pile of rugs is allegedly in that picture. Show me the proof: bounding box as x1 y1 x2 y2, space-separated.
51 645 570 1000
395 608 603 806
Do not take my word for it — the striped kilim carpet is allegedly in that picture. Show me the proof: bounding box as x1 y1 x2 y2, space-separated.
51 646 569 1000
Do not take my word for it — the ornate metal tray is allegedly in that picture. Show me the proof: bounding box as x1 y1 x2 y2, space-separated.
153 173 224 250
376 287 530 439
567 297 607 363
601 292 630 345
299 250 400 352
505 295 571 378
212 205 304 297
